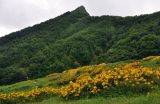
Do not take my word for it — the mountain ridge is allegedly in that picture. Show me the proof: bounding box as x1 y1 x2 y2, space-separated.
0 6 160 85
0 6 89 45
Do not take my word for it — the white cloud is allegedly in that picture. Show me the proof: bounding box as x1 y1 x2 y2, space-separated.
0 27 17 36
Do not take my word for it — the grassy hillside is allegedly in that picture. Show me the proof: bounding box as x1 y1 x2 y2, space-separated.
0 6 160 85
0 56 160 104
29 92 160 104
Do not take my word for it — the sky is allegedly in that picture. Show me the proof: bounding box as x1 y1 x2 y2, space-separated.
1 0 160 37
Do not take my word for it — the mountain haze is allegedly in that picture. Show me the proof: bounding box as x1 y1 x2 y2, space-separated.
0 6 160 85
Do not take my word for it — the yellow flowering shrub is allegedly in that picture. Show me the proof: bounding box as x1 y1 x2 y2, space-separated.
56 64 106 85
59 62 160 98
0 87 59 103
56 68 81 85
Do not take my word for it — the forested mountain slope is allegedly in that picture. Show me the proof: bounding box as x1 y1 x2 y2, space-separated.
0 6 160 85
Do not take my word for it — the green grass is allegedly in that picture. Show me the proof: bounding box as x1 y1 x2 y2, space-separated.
107 58 160 69
141 60 160 69
0 76 57 93
106 60 135 68
27 89 160 104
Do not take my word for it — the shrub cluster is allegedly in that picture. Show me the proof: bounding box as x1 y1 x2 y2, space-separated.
59 62 160 98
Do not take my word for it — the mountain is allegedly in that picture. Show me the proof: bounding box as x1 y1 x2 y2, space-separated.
0 6 160 85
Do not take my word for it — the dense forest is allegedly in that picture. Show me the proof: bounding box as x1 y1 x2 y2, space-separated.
0 6 160 85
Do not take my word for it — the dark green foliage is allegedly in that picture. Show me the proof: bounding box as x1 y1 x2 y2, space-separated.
0 68 27 85
0 6 160 85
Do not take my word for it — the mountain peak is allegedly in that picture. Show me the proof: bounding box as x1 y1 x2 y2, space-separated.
75 6 86 11
71 6 90 17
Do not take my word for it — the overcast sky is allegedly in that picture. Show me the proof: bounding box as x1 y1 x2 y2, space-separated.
1 0 160 37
